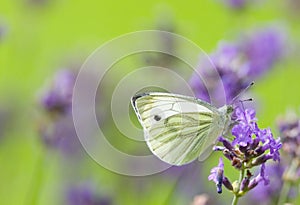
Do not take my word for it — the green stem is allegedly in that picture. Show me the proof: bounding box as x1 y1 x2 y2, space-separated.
277 181 291 205
231 168 245 205
277 158 299 205
232 195 239 205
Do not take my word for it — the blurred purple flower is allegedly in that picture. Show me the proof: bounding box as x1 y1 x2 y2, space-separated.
40 113 81 154
38 69 83 154
258 163 269 185
248 163 284 204
222 0 247 9
277 111 300 157
41 69 76 114
248 163 269 191
243 28 286 77
67 184 111 205
190 42 248 104
0 24 7 41
190 27 287 104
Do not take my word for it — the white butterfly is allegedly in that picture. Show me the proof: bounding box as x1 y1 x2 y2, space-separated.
131 92 233 166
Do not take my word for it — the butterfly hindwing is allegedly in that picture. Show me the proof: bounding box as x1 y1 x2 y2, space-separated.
132 92 223 165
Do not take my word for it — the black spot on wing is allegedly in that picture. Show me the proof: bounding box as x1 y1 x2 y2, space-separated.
154 115 161 121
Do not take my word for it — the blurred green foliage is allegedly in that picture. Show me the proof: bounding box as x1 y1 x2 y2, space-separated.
0 0 300 205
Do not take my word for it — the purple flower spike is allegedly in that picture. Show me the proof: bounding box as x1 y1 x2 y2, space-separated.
232 125 252 146
257 128 282 162
232 107 258 146
190 26 287 105
244 28 286 78
234 107 257 126
210 106 281 197
41 69 76 114
277 111 300 158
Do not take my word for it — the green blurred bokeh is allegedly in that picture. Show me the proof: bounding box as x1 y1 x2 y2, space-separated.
1 0 300 204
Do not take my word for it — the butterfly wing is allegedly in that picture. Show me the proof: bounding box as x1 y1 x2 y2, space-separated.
131 92 224 166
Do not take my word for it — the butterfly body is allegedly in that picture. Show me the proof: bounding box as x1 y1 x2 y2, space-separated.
131 92 233 166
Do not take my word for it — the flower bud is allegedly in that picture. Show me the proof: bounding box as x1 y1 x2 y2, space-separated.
216 169 224 194
219 137 234 150
232 157 242 169
239 145 248 154
223 177 233 191
251 155 272 166
248 178 258 190
250 138 260 150
240 177 250 192
223 149 234 161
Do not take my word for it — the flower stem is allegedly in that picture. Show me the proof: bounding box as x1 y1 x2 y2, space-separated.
231 168 245 205
277 181 291 205
232 195 239 205
277 158 299 205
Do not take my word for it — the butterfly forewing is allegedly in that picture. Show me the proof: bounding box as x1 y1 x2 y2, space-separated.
132 92 223 165
132 93 225 165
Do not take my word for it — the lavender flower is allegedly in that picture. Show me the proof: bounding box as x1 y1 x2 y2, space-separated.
208 158 224 194
209 106 281 203
41 69 76 114
67 184 111 205
38 69 81 154
243 28 286 78
248 163 269 188
39 114 81 154
274 110 300 204
247 163 284 205
247 110 300 204
277 111 300 158
190 27 286 104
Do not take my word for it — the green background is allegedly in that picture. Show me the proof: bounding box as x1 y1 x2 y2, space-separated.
1 0 300 204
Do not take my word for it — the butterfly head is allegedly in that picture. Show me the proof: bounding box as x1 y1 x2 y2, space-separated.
217 105 235 136
226 105 234 115
218 105 234 116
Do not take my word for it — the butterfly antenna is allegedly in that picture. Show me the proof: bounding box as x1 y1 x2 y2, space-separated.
230 81 254 105
233 98 253 110
239 98 253 111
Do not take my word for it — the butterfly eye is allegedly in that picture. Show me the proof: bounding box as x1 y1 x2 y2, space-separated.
227 106 234 114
